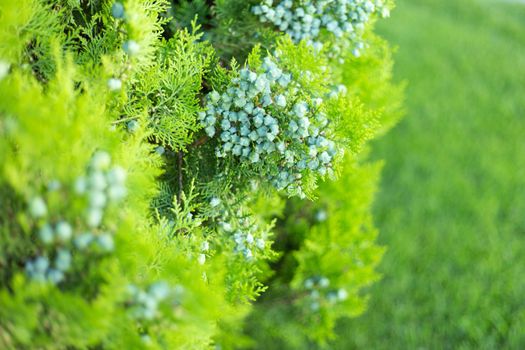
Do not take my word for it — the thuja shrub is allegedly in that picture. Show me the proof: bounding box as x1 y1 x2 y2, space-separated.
0 0 402 349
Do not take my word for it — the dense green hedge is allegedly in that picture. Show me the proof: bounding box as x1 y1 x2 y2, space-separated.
0 0 402 348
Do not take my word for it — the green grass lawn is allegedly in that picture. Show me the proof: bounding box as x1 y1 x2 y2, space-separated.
334 0 525 348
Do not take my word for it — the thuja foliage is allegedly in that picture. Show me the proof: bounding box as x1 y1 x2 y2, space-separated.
0 0 402 349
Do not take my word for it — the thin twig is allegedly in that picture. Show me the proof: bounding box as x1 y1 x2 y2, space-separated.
191 135 209 148
177 151 183 204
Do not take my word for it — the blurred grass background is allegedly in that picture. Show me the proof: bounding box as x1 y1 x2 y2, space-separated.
334 0 525 348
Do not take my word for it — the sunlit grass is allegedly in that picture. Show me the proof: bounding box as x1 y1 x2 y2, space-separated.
335 0 525 348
